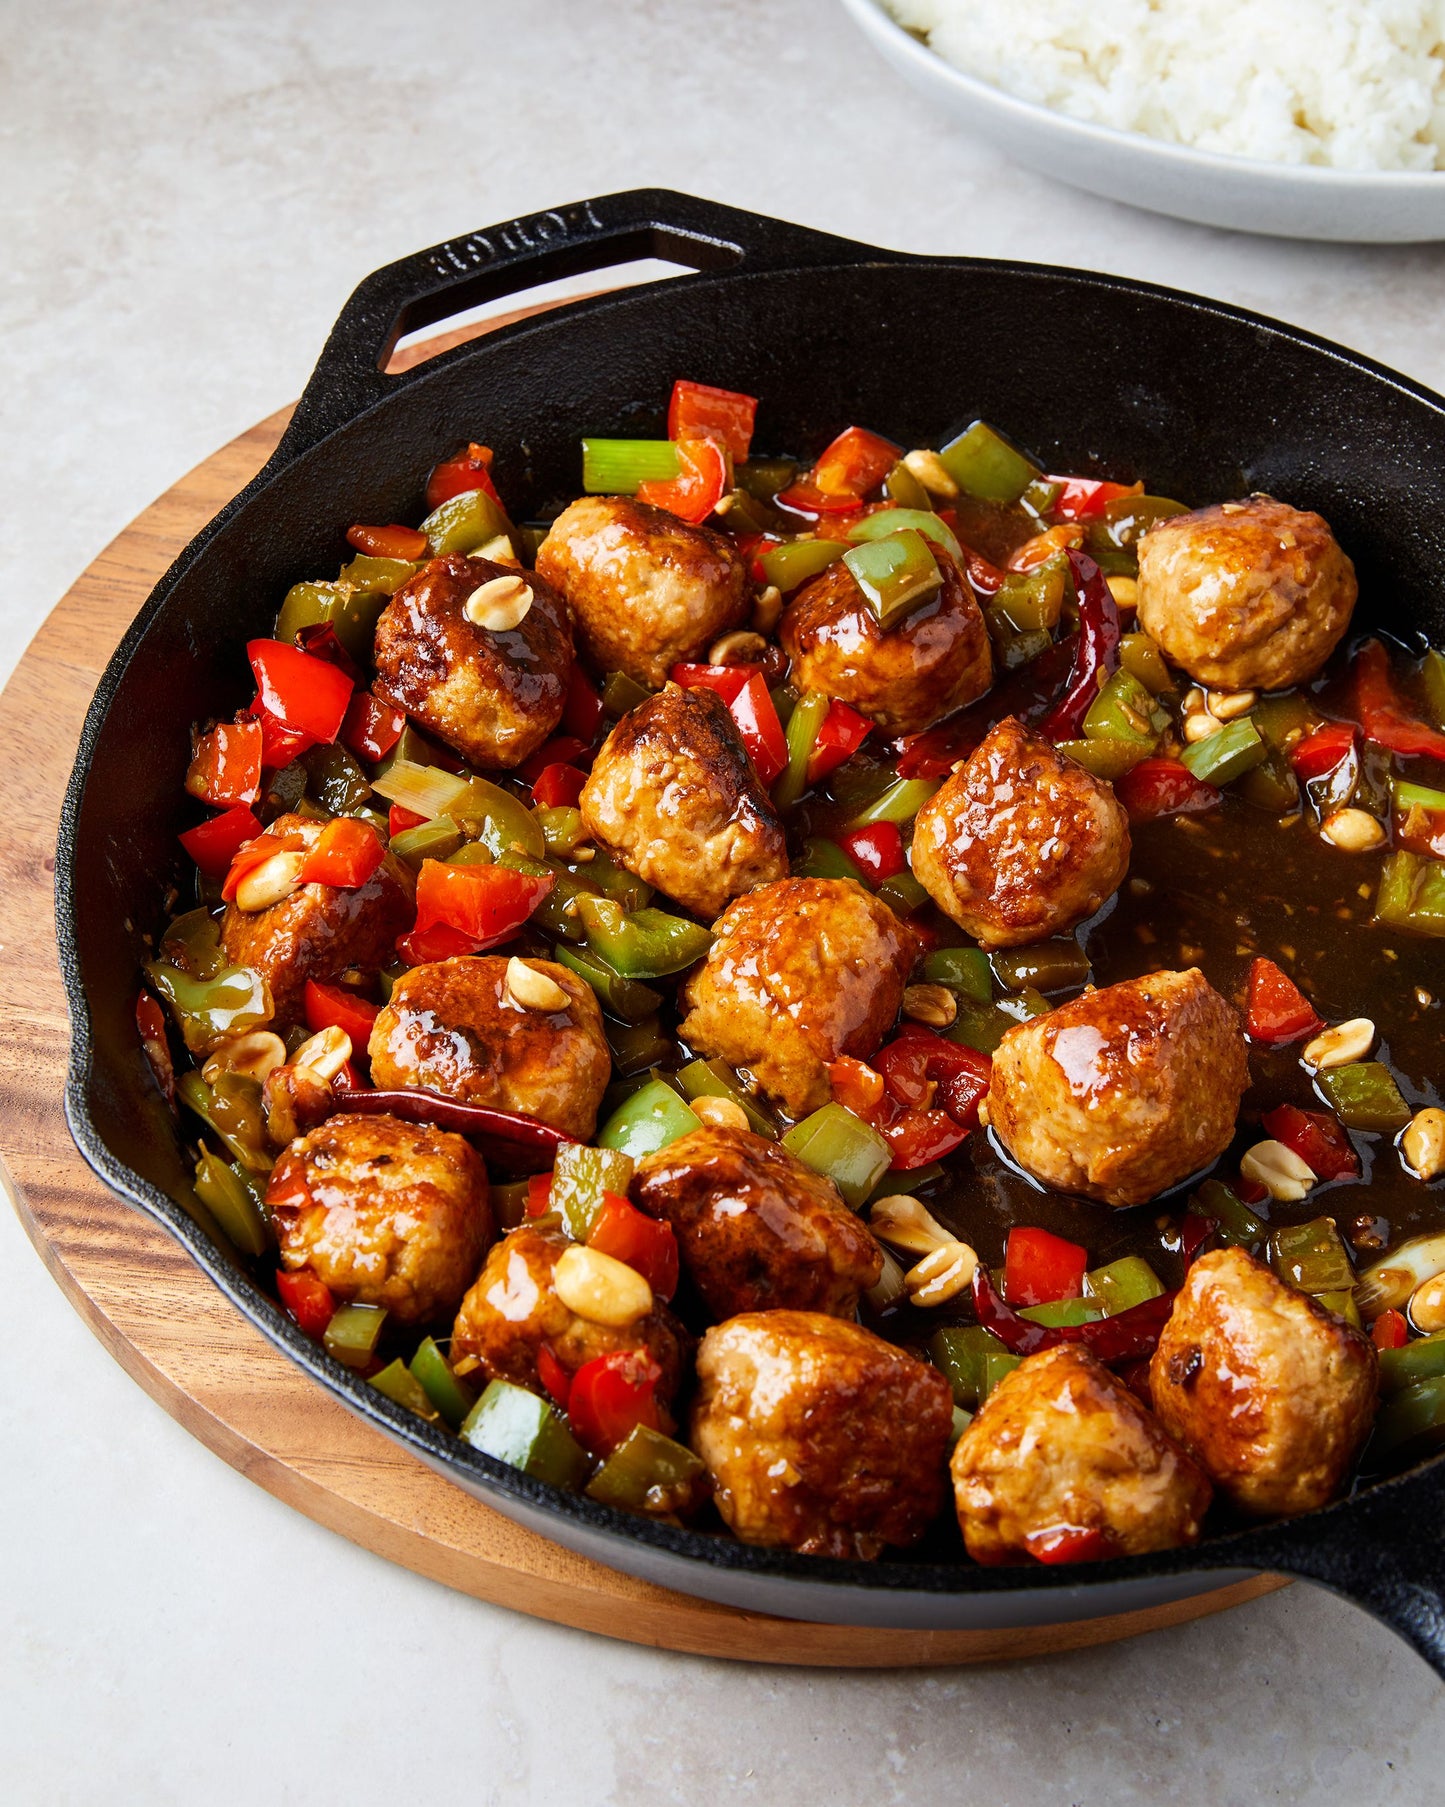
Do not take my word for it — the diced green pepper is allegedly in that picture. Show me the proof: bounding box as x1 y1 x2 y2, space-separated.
770 683 798 728
601 670 653 718
773 690 831 810
1084 1256 1165 1315
160 907 225 980
947 1002 1017 1054
1021 477 1064 518
1082 495 1188 575
676 1058 776 1139
1367 1375 1445 1467
1269 1217 1355 1296
841 529 943 631
1375 851 1445 939
388 814 464 868
1084 668 1160 749
1251 692 1317 750
449 776 547 862
370 1358 441 1423
550 1142 637 1239
1018 1298 1104 1328
780 1103 891 1210
937 421 1040 504
497 851 597 945
948 1405 974 1449
410 1336 478 1429
875 871 929 917
581 438 679 494
1379 1331 1445 1395
577 849 653 913
1179 717 1267 787
1317 1289 1363 1330
928 1326 1019 1406
883 461 933 511
1236 748 1300 814
867 1161 946 1205
1192 1177 1266 1248
991 941 1090 995
461 1379 590 1489
302 743 373 816
721 489 786 536
597 1080 700 1161
1421 648 1445 730
443 840 494 869
324 1303 387 1370
575 895 713 979
921 945 992 1003
1056 737 1151 781
536 805 587 856
847 775 940 828
490 1180 531 1232
758 538 847 594
998 988 1051 1025
990 555 1069 634
1317 1062 1413 1133
1118 632 1175 695
177 1069 271 1173
865 1245 909 1312
192 1150 269 1258
606 1015 675 1077
147 961 271 1056
734 459 797 502
551 943 662 1024
421 487 514 556
847 508 961 561
585 1424 709 1516
1394 778 1445 813
793 837 868 886
275 581 388 665
339 553 416 596
373 722 446 783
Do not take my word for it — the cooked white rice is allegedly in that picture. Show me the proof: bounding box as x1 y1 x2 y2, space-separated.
884 0 1445 170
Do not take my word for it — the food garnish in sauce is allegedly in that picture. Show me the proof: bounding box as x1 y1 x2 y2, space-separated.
146 384 1445 1562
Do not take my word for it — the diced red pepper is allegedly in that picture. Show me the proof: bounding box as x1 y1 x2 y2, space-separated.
637 437 730 526
1261 1104 1360 1181
395 922 483 965
562 665 606 743
775 479 865 519
525 1173 554 1218
827 1056 886 1117
537 1343 572 1410
833 822 906 884
531 763 587 810
1114 757 1221 824
667 379 758 463
1245 957 1324 1045
1037 553 1122 742
341 692 406 764
1026 1525 1120 1565
1179 1213 1218 1269
185 720 263 809
587 1192 680 1300
875 1100 968 1169
388 804 427 836
875 1027 992 1128
1374 1309 1410 1351
220 829 306 904
297 817 385 890
294 623 365 685
304 978 381 1047
973 1263 1176 1363
331 1059 367 1093
345 522 429 561
811 426 900 499
1004 1225 1088 1307
247 639 353 746
405 858 555 958
1354 638 1445 760
425 442 501 513
276 1269 335 1341
1045 476 1143 521
671 663 751 702
728 670 788 786
1288 721 1356 782
1236 1174 1270 1208
565 1349 663 1455
517 736 592 784
807 700 873 783
955 538 1008 596
179 805 264 878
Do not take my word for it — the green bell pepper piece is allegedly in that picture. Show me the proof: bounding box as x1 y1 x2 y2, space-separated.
1375 851 1445 938
1420 647 1445 728
324 1303 387 1370
302 743 372 816
780 1103 891 1210
275 581 388 665
920 945 992 1004
421 487 514 556
734 459 797 502
676 1058 776 1139
536 805 586 857
575 895 713 979
147 961 271 1056
773 689 831 810
847 775 940 828
494 851 596 944
370 1358 441 1423
883 461 933 511
947 1003 1018 1055
991 941 1090 994
847 507 961 562
192 1150 270 1258
1084 667 1159 748
177 1069 272 1173
1083 1256 1165 1315
551 943 662 1024
1367 1375 1445 1467
1316 1062 1413 1133
866 1161 946 1205
876 870 929 917
1236 748 1300 814
1269 1217 1355 1296
842 530 943 631
937 421 1040 504
1251 692 1317 750
461 1379 590 1489
581 438 679 494
339 553 416 595
578 849 653 913
550 1142 637 1240
1056 737 1151 781
597 1080 700 1161
1192 1178 1266 1248
793 837 868 886
606 1014 675 1077
990 555 1069 634
1118 632 1175 695
159 908 225 980
928 1326 1019 1407
585 1423 709 1516
1318 1289 1363 1330
1180 717 1268 787
758 538 847 594
388 814 464 868
1082 495 1188 575
601 670 653 718
1019 1298 1105 1328
1379 1331 1445 1395
449 776 547 862
409 1336 477 1429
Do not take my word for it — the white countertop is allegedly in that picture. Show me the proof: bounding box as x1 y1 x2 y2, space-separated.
6 1 1445 1798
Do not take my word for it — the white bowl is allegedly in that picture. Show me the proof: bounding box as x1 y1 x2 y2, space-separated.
838 0 1445 242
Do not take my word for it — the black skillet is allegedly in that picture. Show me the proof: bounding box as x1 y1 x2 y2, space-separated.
56 190 1445 1674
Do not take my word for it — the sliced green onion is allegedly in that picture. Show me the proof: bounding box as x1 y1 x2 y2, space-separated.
372 759 474 821
1358 1232 1445 1319
780 1103 891 1210
842 529 943 631
1394 779 1445 813
864 1246 908 1312
581 438 679 495
937 421 1040 504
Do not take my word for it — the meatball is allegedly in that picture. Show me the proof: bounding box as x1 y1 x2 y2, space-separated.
911 716 1131 946
268 1111 491 1326
690 1311 953 1558
579 684 788 920
1136 495 1357 691
988 967 1249 1208
630 1125 883 1321
678 877 916 1118
1150 1247 1378 1518
372 553 572 769
451 1223 688 1439
535 496 748 688
779 546 992 736
952 1346 1212 1563
220 813 414 1025
368 955 610 1139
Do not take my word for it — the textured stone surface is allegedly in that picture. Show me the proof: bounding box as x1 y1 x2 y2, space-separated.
6 0 1445 1797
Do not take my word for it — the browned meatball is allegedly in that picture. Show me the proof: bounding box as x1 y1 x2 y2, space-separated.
579 685 788 920
911 716 1131 947
373 554 572 769
988 968 1249 1208
1150 1247 1378 1518
779 547 992 736
678 877 916 1118
690 1310 953 1557
268 1111 491 1326
368 955 609 1139
535 496 748 688
1136 496 1357 690
220 813 414 1025
451 1223 688 1441
630 1125 882 1321
951 1346 1212 1564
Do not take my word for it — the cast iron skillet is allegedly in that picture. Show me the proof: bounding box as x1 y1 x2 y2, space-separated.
57 189 1445 1673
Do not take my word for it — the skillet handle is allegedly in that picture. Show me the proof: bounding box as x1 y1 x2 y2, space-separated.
274 188 900 463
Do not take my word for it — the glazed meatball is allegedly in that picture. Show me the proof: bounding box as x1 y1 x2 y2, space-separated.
911 716 1131 946
779 547 992 736
368 955 610 1139
268 1111 491 1326
1150 1247 1378 1518
535 496 748 688
678 877 916 1118
579 684 788 920
451 1223 688 1440
630 1125 883 1321
220 813 414 1025
952 1346 1212 1563
373 553 572 769
1136 496 1357 691
691 1311 953 1558
988 967 1249 1208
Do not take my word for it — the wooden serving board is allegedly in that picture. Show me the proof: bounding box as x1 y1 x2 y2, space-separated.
0 304 1285 1665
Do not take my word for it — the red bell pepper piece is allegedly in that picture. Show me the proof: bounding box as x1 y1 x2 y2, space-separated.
179 805 264 879
1026 1525 1121 1565
396 923 484 964
565 1349 663 1454
248 639 353 746
249 699 314 770
341 692 406 764
667 379 758 463
294 623 365 685
1374 1308 1410 1351
1004 1225 1088 1306
1245 956 1324 1045
973 1264 1176 1363
304 978 381 1047
826 1056 886 1118
811 425 900 499
671 663 751 702
729 670 788 786
954 537 1008 597
562 665 605 742
276 1269 335 1341
405 858 554 957
388 804 427 836
1178 1213 1218 1269
1261 1104 1360 1181
345 522 429 562
1114 757 1220 824
807 700 873 783
1045 476 1143 522
875 1027 992 1128
833 822 906 884
425 442 501 513
185 720 263 809
637 437 730 526
1354 638 1445 760
1037 553 1122 741
537 1343 572 1410
516 735 592 784
774 480 862 519
1288 721 1356 782
525 1173 554 1217
587 1192 680 1300
876 1100 968 1169
531 763 587 810
297 817 385 889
